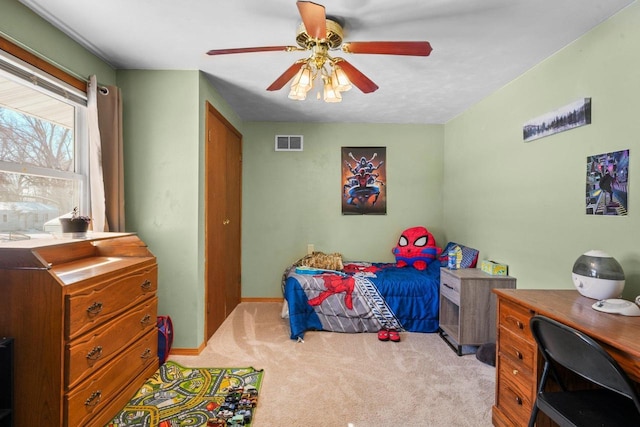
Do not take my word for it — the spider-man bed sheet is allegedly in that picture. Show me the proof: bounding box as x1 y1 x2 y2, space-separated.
282 260 440 340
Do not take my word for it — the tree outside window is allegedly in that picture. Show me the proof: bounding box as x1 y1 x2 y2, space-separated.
0 73 85 233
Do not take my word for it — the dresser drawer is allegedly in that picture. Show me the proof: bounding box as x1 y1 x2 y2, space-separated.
66 265 157 340
499 326 536 372
440 273 460 305
66 297 157 389
65 329 157 427
496 356 534 426
498 298 533 340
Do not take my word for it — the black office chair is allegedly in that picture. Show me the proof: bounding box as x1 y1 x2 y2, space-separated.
528 315 640 427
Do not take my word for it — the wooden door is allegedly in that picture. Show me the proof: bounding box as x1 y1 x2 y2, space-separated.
224 125 242 316
205 102 242 341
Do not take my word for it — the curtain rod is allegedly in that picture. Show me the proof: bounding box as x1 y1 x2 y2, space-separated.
1 31 87 92
1 32 114 97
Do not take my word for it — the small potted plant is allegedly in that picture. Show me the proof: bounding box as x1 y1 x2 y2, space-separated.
59 207 91 233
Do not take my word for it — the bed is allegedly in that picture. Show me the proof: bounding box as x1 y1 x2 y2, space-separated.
282 259 441 340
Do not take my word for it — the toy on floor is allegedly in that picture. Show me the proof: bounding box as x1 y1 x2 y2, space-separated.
392 226 441 270
208 384 258 426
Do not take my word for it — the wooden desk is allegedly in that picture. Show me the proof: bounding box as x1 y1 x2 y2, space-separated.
492 289 640 427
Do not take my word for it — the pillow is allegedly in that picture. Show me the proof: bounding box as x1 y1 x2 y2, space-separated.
439 242 479 268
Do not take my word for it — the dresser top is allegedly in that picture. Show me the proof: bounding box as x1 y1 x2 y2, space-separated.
0 232 153 270
0 232 133 249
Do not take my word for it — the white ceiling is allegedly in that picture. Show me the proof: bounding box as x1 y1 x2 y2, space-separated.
18 0 634 124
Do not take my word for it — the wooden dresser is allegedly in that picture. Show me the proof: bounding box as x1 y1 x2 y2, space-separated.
492 289 640 427
0 233 159 426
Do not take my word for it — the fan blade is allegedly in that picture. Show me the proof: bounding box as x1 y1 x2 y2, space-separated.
335 59 379 94
207 46 292 55
266 62 305 91
297 1 326 40
342 41 433 56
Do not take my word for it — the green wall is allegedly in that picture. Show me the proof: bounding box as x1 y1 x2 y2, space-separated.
241 122 444 298
443 2 640 298
117 70 202 348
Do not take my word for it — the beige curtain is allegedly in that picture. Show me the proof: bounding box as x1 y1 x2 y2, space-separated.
88 76 107 231
96 82 125 232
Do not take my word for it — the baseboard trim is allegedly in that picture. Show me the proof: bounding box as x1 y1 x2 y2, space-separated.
170 341 206 356
241 297 284 302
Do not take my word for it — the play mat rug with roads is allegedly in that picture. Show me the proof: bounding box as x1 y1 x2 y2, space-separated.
106 361 263 426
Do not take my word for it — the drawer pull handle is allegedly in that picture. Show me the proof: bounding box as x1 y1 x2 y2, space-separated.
85 390 102 407
140 314 152 325
86 346 103 361
515 350 523 360
512 369 518 376
443 283 455 290
141 279 152 290
515 396 522 406
141 348 153 359
506 315 524 330
86 302 103 315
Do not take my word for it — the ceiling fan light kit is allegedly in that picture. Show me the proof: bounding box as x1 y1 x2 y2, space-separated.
206 1 432 104
287 46 353 102
322 80 342 103
288 63 313 100
331 65 352 92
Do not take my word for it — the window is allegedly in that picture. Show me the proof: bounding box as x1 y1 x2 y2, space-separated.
0 49 88 233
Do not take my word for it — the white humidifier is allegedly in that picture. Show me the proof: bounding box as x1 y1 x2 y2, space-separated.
572 250 625 300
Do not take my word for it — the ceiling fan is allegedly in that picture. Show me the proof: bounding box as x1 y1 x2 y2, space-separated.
206 1 432 103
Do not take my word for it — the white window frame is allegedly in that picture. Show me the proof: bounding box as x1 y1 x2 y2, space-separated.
0 49 90 224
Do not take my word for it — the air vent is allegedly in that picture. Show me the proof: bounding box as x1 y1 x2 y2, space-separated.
275 135 303 151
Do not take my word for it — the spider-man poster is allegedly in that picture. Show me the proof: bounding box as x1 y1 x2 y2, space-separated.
341 147 387 215
586 149 629 215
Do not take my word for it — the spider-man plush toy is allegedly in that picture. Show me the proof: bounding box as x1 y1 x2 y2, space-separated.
392 226 441 270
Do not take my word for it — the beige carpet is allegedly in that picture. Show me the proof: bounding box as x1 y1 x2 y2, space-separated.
169 302 495 426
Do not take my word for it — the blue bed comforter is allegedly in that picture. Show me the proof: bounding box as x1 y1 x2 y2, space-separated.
283 261 440 340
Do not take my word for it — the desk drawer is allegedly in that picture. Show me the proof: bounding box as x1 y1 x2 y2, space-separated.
496 356 534 426
499 353 534 395
66 265 157 340
498 298 533 340
499 326 536 372
66 297 157 389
